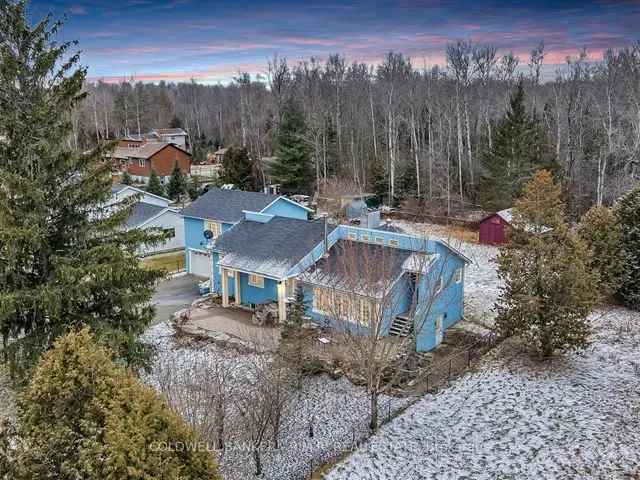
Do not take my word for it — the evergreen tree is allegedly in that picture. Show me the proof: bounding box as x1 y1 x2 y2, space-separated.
166 162 187 200
146 169 165 196
270 100 312 194
0 329 219 479
495 170 600 357
371 157 389 206
578 206 622 299
221 146 253 189
614 185 640 310
121 170 133 185
282 286 307 339
0 2 164 380
480 82 556 211
187 175 202 201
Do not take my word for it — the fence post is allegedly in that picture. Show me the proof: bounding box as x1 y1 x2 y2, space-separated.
387 401 391 422
426 374 429 393
448 359 452 385
467 348 471 367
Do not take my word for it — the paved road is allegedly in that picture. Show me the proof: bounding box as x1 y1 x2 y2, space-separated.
152 274 202 325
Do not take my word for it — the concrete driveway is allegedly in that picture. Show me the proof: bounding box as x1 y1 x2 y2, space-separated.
152 274 202 325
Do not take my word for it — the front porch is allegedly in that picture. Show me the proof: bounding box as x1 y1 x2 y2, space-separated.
219 266 293 324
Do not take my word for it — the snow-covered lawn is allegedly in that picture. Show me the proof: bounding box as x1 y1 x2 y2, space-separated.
326 307 640 480
143 322 413 480
392 221 501 325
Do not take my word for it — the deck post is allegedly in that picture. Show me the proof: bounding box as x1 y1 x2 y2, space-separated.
221 267 229 308
277 281 287 323
234 270 241 305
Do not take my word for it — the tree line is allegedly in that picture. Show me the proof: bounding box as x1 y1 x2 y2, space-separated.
75 42 640 216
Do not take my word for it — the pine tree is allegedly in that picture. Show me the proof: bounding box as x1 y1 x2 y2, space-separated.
166 162 187 200
187 175 202 200
270 99 312 194
221 146 253 189
578 206 622 299
0 2 164 380
282 286 307 339
0 329 219 479
121 170 133 185
614 185 640 310
146 169 165 196
480 81 556 211
495 170 600 357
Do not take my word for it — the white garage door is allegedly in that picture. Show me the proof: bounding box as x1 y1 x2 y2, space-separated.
189 250 211 278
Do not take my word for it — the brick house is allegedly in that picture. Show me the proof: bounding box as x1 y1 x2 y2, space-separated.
110 142 191 184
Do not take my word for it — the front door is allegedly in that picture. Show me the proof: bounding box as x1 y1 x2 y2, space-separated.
435 315 444 345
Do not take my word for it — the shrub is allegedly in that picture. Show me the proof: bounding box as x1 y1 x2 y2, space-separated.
1 329 219 480
614 185 640 310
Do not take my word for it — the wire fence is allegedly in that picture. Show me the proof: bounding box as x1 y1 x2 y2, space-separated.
306 330 500 479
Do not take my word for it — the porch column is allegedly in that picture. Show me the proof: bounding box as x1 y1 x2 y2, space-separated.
234 270 241 305
221 267 229 308
277 281 287 323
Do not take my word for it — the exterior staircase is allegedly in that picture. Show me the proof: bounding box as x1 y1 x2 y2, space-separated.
389 313 413 337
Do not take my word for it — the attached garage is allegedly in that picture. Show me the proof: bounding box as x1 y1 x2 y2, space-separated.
188 249 211 278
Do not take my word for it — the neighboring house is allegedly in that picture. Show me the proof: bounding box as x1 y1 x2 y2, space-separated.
109 184 171 208
200 200 470 352
181 188 312 278
109 142 191 184
214 147 228 164
109 184 184 255
149 128 188 149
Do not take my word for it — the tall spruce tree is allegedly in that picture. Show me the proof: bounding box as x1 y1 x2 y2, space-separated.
146 169 165 196
121 170 133 185
270 99 312 194
495 170 599 357
221 146 253 189
480 81 556 211
166 162 186 200
614 185 640 310
0 2 164 380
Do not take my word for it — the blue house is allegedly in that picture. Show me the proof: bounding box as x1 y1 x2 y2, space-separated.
189 190 471 351
181 188 312 278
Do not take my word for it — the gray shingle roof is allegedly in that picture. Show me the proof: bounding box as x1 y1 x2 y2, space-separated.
215 217 335 279
181 188 280 223
125 202 166 228
303 240 413 297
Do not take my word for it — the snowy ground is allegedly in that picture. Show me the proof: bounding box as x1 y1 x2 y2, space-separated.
326 307 640 480
392 221 501 325
143 322 414 480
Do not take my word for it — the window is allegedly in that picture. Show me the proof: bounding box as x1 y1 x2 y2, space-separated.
389 239 399 247
455 267 463 283
138 158 145 167
312 287 376 326
205 220 222 238
163 227 175 238
375 237 384 244
361 234 370 242
248 274 264 288
435 277 444 296
218 253 224 273
348 232 357 241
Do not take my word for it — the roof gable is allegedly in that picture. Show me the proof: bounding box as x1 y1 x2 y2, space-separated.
215 217 335 279
181 188 279 223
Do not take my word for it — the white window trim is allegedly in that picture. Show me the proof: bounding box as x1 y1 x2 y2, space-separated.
435 277 444 296
389 239 400 247
205 220 222 238
455 267 463 283
138 158 145 167
248 274 264 288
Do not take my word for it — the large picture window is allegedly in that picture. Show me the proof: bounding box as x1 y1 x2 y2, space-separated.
312 287 376 326
205 220 222 238
248 274 264 288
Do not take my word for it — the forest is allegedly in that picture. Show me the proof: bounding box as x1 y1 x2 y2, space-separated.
73 41 640 217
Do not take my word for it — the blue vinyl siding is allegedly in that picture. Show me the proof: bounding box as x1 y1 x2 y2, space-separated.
184 216 233 272
260 198 309 220
239 273 278 305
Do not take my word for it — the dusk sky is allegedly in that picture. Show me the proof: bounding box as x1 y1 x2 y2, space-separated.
29 0 640 83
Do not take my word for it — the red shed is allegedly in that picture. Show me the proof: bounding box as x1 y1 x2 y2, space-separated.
479 208 513 245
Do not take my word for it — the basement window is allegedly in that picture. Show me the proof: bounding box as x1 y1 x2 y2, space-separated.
389 239 400 247
455 268 463 283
